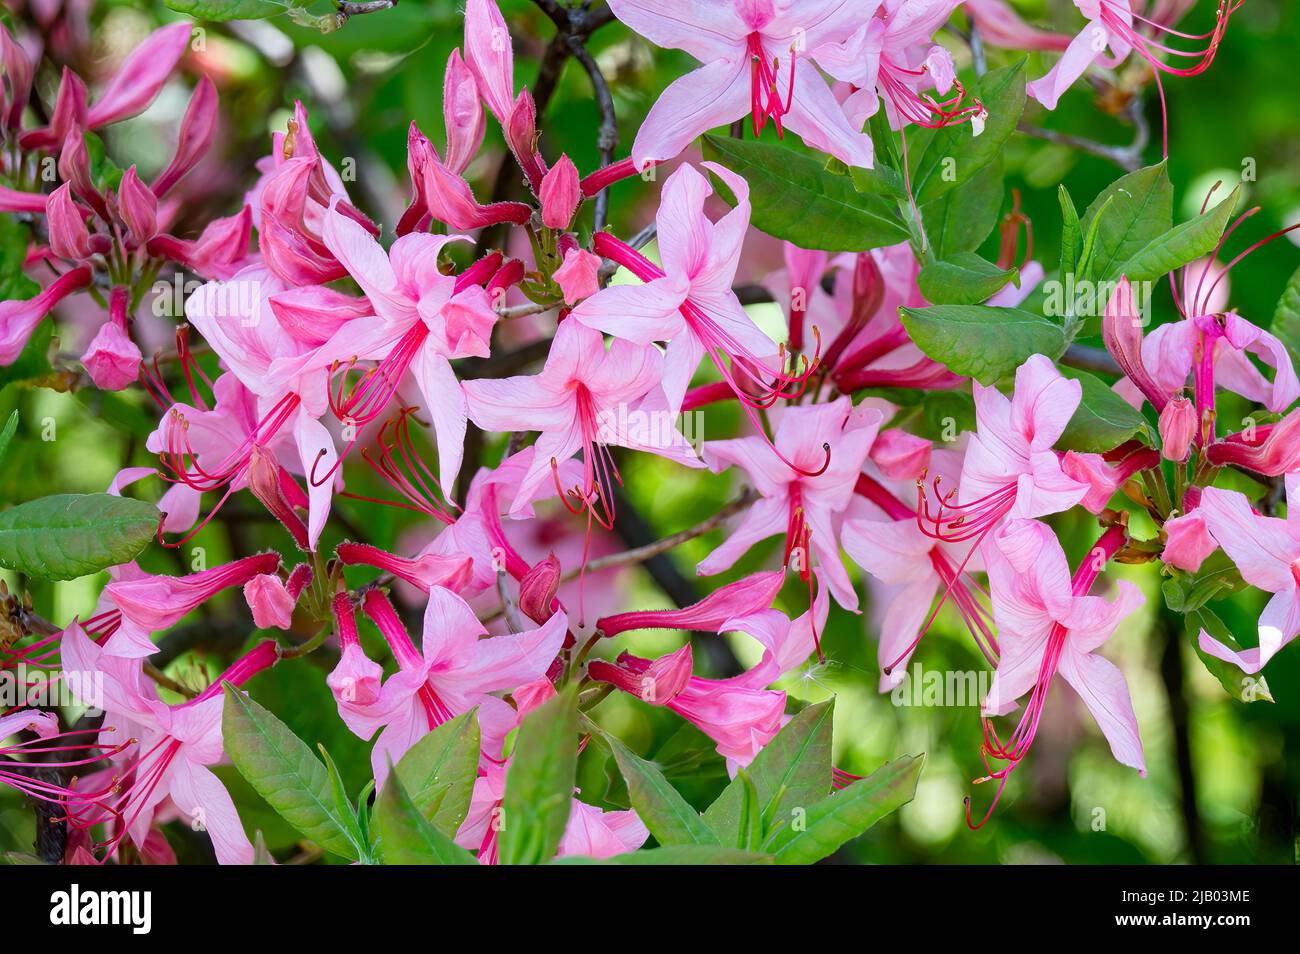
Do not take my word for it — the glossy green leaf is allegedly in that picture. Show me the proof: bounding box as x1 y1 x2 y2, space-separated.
375 771 477 865
1057 370 1152 453
604 732 719 847
703 700 835 846
1114 184 1240 282
921 158 1005 259
164 0 284 20
0 493 160 581
221 683 360 860
765 754 925 864
499 686 578 865
1059 184 1082 279
899 304 1067 384
918 252 1018 304
1270 263 1300 367
392 708 480 836
1079 162 1173 283
0 411 16 467
701 135 908 251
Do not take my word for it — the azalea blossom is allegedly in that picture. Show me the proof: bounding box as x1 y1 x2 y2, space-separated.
1196 481 1300 673
608 0 875 168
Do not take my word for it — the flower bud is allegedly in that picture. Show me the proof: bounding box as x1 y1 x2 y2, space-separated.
443 49 485 176
539 153 579 230
554 247 601 305
518 553 561 625
82 289 141 391
117 166 159 244
1158 396 1196 461
46 184 92 262
243 573 296 630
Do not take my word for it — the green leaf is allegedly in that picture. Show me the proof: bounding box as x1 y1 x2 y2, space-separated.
1057 370 1152 453
899 304 1067 384
0 493 159 581
603 732 719 847
1270 264 1300 367
882 388 977 441
1183 607 1273 704
701 135 908 252
554 846 773 865
764 754 925 864
921 158 1005 260
907 60 1026 205
703 700 835 846
1113 184 1240 283
499 686 578 865
392 708 480 836
221 683 360 860
1079 162 1173 283
1059 184 1082 280
918 252 1018 305
164 0 285 20
0 411 16 467
375 770 477 865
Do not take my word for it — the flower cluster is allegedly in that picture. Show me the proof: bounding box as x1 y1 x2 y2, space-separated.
0 0 1286 866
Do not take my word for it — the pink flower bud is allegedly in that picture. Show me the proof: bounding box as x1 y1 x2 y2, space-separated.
443 49 484 176
1162 509 1217 573
117 166 158 243
243 573 296 630
1102 277 1169 411
519 553 561 625
85 21 191 130
82 288 141 391
247 445 310 551
45 184 92 262
57 128 108 220
539 153 580 230
506 90 546 191
463 0 515 124
152 75 218 197
1 25 34 131
554 247 601 305
1158 396 1196 461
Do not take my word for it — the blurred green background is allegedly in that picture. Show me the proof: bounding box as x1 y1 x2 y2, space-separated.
1 0 1298 863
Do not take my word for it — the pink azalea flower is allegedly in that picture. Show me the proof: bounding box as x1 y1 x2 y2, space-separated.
61 624 278 864
925 354 1088 548
1196 481 1300 673
173 265 343 547
816 0 985 134
579 162 821 470
318 205 502 489
0 708 128 808
845 463 995 690
326 586 567 787
464 318 701 519
104 552 282 640
969 519 1145 826
699 396 882 611
591 644 787 766
608 0 874 167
